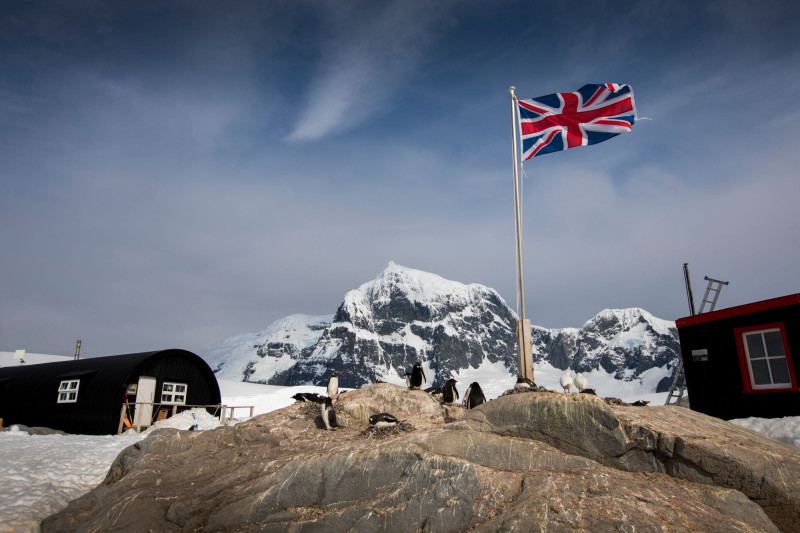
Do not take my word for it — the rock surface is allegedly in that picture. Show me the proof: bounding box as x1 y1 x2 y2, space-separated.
43 384 799 532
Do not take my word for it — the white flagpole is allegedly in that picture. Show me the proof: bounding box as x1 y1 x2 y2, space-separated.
509 86 534 381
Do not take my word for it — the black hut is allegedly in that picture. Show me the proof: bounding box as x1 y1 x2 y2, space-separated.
675 293 800 420
0 349 221 435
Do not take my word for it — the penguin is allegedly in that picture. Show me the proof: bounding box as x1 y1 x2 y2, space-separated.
425 386 443 402
442 379 459 405
463 382 486 409
560 370 574 393
404 373 412 387
320 396 339 430
327 370 339 398
292 392 323 403
409 362 426 390
291 393 307 402
574 372 588 392
515 375 535 390
580 388 597 396
369 413 399 428
631 400 651 407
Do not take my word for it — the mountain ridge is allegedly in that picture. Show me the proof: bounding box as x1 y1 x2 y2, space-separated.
201 263 681 390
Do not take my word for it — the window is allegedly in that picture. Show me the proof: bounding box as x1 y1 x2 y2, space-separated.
57 380 80 403
161 382 188 405
737 324 796 391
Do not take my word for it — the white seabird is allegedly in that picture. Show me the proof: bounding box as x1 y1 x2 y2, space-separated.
560 370 574 393
574 372 588 392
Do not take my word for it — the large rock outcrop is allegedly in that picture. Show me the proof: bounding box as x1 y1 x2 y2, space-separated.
43 385 799 532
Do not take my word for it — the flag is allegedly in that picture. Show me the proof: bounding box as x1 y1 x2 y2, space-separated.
518 83 637 160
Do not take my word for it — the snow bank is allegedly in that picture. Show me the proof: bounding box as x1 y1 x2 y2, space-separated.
730 416 800 448
0 428 145 532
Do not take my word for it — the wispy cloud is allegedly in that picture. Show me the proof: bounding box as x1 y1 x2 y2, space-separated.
287 2 448 141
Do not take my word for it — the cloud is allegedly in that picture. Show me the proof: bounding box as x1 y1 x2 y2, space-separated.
507 135 800 328
287 2 448 141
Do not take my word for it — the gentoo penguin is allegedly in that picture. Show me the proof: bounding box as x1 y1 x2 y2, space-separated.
292 392 322 403
515 376 535 390
580 388 597 396
409 362 426 390
631 400 650 407
442 379 459 404
327 370 339 398
320 396 339 430
560 370 574 393
463 382 486 409
425 386 443 402
368 413 399 428
574 372 588 392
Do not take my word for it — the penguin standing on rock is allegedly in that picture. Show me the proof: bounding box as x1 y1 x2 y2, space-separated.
409 362 426 390
442 379 459 405
327 370 339 398
463 382 486 409
320 397 339 431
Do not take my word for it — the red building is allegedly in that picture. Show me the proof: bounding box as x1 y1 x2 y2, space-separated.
675 293 800 420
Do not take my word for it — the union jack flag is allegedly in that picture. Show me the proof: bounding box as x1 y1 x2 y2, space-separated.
518 83 637 160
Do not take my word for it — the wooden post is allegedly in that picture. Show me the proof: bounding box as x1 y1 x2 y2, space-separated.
117 405 126 434
134 402 142 433
516 318 534 379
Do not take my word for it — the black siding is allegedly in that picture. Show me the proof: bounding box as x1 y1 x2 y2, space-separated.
0 349 220 434
677 303 800 420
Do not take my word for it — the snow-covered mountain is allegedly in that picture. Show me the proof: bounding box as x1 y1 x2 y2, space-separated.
200 262 681 390
204 314 332 381
531 308 681 391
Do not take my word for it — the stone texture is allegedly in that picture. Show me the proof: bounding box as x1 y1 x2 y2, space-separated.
42 385 798 532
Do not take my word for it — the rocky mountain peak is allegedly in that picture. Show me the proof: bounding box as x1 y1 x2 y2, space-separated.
341 262 494 324
202 264 681 391
584 307 674 336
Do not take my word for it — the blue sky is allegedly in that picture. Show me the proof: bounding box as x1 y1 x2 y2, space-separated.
2 0 799 357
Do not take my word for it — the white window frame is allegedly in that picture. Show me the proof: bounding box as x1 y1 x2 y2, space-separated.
740 326 793 390
161 382 188 405
57 379 80 403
